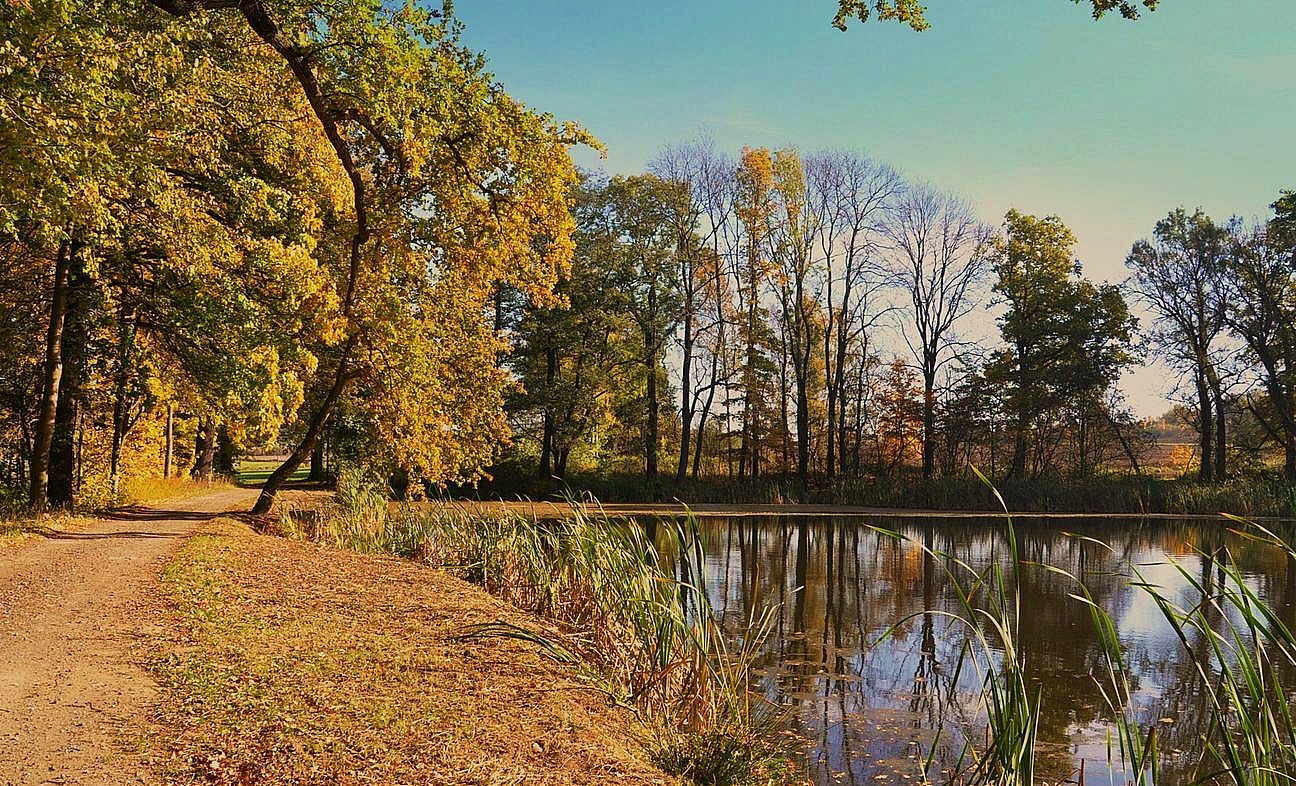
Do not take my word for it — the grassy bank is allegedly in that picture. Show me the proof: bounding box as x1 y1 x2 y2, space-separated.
151 516 676 785
274 470 801 786
459 469 1296 517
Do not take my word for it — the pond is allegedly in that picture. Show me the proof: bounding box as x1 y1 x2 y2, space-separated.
681 515 1296 786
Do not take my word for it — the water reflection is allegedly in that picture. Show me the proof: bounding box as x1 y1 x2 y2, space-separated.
687 516 1296 785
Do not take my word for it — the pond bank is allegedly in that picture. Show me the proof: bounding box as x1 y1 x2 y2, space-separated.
152 517 674 785
435 499 1256 521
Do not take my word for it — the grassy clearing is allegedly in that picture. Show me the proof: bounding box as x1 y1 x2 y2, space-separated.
121 475 232 506
235 457 309 488
277 468 804 786
151 517 674 785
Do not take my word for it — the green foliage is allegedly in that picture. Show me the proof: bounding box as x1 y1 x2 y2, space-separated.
832 0 1160 30
986 209 1137 476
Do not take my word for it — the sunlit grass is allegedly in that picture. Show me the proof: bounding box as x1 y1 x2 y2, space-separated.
121 475 231 505
235 458 309 488
276 466 802 786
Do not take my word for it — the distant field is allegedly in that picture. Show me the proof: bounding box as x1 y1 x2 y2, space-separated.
234 457 309 487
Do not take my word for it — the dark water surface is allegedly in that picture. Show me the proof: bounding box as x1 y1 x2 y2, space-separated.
680 515 1296 786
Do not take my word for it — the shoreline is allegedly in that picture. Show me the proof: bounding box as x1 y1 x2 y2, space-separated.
433 499 1288 522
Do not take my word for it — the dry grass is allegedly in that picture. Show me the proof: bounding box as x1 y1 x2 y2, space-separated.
122 476 233 506
149 517 676 786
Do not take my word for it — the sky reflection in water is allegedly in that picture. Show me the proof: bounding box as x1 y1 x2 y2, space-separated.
681 516 1296 786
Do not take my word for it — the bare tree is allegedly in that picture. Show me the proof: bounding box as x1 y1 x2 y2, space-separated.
884 186 990 478
805 150 902 478
650 138 740 482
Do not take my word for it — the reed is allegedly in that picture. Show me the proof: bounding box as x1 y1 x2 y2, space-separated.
1061 516 1296 786
873 469 1042 785
467 468 1296 517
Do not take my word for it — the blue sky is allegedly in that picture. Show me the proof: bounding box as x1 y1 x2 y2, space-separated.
456 0 1296 415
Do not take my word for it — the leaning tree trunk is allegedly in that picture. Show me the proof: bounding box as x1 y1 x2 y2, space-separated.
252 339 356 514
144 0 375 516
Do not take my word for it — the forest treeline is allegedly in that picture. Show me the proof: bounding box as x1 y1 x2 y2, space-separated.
0 0 1282 515
1 1 586 513
496 143 1296 500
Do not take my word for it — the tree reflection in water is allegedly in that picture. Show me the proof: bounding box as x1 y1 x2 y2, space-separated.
682 515 1296 786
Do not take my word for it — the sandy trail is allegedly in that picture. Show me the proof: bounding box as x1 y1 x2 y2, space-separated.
0 488 256 786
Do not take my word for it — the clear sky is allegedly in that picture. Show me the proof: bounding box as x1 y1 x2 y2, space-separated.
456 0 1296 417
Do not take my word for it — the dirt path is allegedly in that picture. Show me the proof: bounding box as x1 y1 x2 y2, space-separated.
0 488 256 786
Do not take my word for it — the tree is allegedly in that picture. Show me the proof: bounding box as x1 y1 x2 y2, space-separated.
649 140 736 483
1125 209 1233 481
1225 219 1296 481
510 177 631 480
141 0 586 513
885 186 990 478
733 148 781 479
805 150 901 478
832 0 1160 31
587 175 687 492
768 149 821 493
987 210 1136 478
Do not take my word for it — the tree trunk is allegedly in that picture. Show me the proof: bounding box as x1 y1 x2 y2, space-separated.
215 426 235 475
30 237 73 512
49 244 89 508
192 420 216 481
676 302 694 484
1195 372 1214 483
108 304 139 499
692 357 718 479
1208 375 1226 480
1286 436 1296 484
308 440 326 482
538 346 556 479
645 333 658 491
164 404 174 479
921 370 936 480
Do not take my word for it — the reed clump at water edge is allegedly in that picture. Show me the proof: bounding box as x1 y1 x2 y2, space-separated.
275 466 803 786
913 468 1296 786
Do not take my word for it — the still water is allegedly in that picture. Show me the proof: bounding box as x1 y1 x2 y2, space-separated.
683 515 1296 785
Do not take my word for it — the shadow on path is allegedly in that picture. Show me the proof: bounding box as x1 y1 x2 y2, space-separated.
100 507 215 522
37 529 188 540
